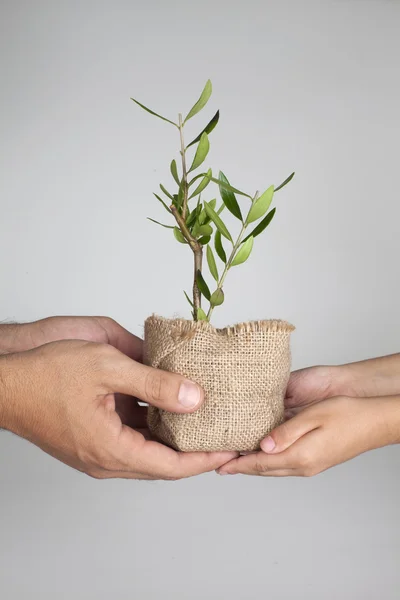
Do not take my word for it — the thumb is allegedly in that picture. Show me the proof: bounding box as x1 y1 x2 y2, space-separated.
106 350 204 413
260 409 319 454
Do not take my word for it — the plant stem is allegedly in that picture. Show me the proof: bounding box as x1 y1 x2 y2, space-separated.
178 114 189 222
172 114 203 319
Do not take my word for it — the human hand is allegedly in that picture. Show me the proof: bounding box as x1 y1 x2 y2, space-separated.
284 365 346 417
0 340 237 479
0 316 142 359
285 353 400 417
217 395 400 477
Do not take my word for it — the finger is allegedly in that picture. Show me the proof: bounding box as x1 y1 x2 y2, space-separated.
260 409 320 455
107 353 204 413
284 401 319 420
222 469 295 477
117 425 238 479
284 370 309 407
217 451 295 476
96 317 143 361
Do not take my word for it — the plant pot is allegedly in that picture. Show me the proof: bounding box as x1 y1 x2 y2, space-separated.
144 315 295 452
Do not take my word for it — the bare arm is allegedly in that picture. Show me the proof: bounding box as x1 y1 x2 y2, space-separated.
338 353 400 398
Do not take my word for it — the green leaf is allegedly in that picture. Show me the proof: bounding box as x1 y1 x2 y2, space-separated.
170 160 180 185
192 220 212 237
196 307 208 321
187 110 220 148
147 217 174 229
210 288 224 307
209 177 251 199
186 204 202 228
160 184 174 200
214 230 227 263
153 193 171 213
184 291 194 308
198 235 211 245
275 172 295 192
197 224 213 237
246 185 274 224
218 171 242 221
131 98 177 127
242 208 276 243
189 168 212 199
204 201 232 242
206 245 219 281
173 227 187 243
196 270 211 301
184 79 212 123
217 203 225 215
189 133 210 173
188 172 207 187
231 236 254 267
199 198 216 224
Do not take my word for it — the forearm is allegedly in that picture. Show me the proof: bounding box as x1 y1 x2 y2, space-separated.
338 354 400 398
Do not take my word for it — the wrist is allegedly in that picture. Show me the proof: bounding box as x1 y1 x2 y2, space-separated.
339 355 400 398
0 355 16 431
0 353 32 435
320 364 358 398
371 396 400 447
0 322 36 355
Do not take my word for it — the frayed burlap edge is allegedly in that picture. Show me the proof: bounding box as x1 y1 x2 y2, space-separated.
146 314 295 340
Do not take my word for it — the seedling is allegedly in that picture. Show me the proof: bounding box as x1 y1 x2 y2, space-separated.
131 80 294 322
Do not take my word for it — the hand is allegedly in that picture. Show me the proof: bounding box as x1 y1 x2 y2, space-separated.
284 365 345 417
217 395 400 477
285 354 400 417
0 316 142 359
0 339 237 479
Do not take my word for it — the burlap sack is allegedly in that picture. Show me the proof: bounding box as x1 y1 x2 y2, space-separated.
144 315 295 452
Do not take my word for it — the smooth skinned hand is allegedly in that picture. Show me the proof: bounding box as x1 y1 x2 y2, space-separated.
0 317 238 479
217 395 400 477
283 365 343 418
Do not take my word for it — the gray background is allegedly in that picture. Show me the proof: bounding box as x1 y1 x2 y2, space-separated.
1 0 399 598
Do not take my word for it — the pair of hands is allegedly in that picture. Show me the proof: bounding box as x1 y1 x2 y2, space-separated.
1 316 399 479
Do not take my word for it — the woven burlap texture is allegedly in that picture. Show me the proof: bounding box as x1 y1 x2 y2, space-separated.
144 315 294 452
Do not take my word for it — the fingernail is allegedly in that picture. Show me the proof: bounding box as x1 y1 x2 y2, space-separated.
261 436 276 453
178 381 201 409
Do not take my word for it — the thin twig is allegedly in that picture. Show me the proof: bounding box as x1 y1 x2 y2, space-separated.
173 118 203 317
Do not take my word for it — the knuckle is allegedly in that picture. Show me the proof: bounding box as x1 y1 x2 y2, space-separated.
144 370 165 404
274 421 290 445
96 316 118 334
254 456 268 475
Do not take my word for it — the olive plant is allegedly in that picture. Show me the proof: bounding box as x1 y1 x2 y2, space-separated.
131 80 294 322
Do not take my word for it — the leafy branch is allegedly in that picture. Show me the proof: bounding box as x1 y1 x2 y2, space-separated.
131 80 295 322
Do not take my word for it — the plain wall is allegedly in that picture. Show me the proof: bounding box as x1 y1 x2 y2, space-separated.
1 1 399 598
